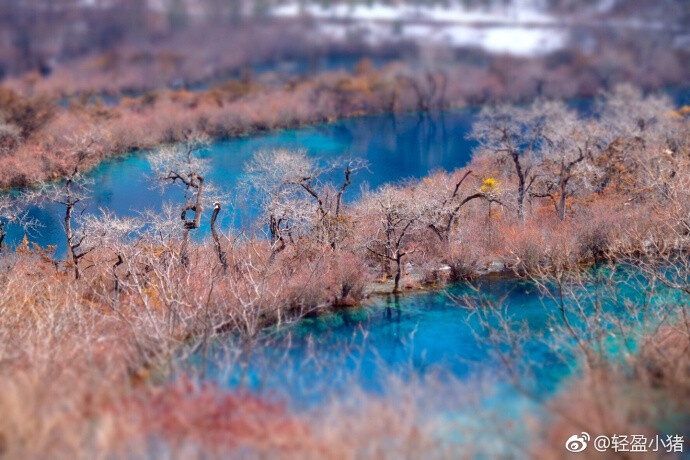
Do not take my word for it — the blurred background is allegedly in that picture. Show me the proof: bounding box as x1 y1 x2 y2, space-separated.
1 0 688 100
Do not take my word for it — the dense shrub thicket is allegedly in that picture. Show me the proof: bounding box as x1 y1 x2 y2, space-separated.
0 84 688 457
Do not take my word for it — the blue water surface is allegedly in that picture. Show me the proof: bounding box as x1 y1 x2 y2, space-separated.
7 110 476 253
192 275 564 409
187 264 688 413
10 85 689 255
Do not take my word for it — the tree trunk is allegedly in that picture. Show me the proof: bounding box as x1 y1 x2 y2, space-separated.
193 178 204 228
332 166 353 250
180 228 190 266
211 202 228 271
269 215 279 245
179 176 204 267
558 184 567 221
394 254 402 293
385 216 394 276
113 254 123 307
512 152 526 223
64 198 80 280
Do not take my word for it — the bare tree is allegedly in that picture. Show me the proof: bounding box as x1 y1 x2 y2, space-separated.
596 84 674 146
244 148 366 255
244 148 318 257
150 134 215 267
50 165 93 279
0 191 40 253
398 71 449 112
470 100 566 223
358 185 423 293
594 84 681 198
419 169 488 243
79 211 143 306
529 103 602 220
318 158 368 250
210 201 228 271
42 133 101 279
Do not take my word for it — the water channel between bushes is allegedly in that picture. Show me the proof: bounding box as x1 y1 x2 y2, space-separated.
6 96 690 449
8 109 477 252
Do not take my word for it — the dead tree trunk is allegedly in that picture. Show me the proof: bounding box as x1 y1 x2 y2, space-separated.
62 175 87 280
512 150 527 223
331 164 354 250
394 252 404 293
384 214 394 277
211 201 228 271
112 254 123 307
64 195 78 279
179 174 204 267
392 222 415 293
180 227 191 266
558 176 568 221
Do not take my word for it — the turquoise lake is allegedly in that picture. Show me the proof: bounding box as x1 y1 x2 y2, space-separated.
7 110 476 253
182 265 688 455
191 274 564 407
10 85 689 253
5 93 689 441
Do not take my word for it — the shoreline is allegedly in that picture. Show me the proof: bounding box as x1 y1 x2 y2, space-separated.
3 80 688 193
2 52 687 189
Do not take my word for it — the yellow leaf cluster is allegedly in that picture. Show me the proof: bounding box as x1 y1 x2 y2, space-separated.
480 177 500 193
668 106 690 119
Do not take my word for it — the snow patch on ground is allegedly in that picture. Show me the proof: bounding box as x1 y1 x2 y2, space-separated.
273 2 566 56
273 2 558 25
314 21 565 56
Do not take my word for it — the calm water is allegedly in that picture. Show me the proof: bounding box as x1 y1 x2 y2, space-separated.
5 94 689 451
12 86 689 254
194 275 563 407
185 267 688 456
7 110 476 253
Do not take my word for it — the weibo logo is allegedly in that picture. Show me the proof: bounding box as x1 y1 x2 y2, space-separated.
565 432 590 453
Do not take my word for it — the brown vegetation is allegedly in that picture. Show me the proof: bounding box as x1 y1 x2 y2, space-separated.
0 84 688 457
1 30 687 189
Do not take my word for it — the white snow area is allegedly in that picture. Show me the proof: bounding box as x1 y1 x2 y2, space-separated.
272 1 567 56
273 2 558 26
477 26 565 55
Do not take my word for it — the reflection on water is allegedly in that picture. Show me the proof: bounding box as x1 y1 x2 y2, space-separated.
189 275 562 409
9 84 688 254
186 266 687 420
6 110 477 254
